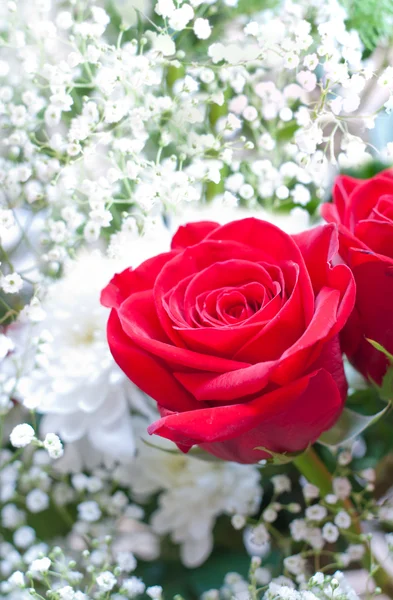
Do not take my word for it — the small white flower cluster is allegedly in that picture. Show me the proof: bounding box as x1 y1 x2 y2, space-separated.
233 444 384 578
264 570 360 600
3 421 259 576
204 560 361 600
9 423 63 459
1 439 162 594
1 535 158 600
1 444 54 522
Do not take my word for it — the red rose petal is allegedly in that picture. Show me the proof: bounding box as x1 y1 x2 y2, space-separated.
154 239 267 345
344 250 393 383
118 290 250 373
372 195 393 222
107 310 198 412
272 286 341 385
331 174 361 226
205 218 315 323
171 221 219 249
173 359 276 401
349 176 393 228
182 260 276 317
234 261 306 363
355 220 393 258
175 320 264 359
292 224 338 294
100 251 177 310
148 368 342 463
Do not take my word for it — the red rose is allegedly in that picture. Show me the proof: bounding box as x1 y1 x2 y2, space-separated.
101 218 355 464
322 171 393 384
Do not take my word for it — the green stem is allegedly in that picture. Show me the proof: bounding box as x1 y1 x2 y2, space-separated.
293 447 332 496
293 446 393 599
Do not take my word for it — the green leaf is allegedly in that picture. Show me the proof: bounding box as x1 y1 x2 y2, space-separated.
276 121 299 142
366 338 393 363
253 445 309 465
346 387 380 407
141 438 222 463
342 0 393 51
318 405 391 448
366 339 393 401
187 447 224 463
380 367 393 402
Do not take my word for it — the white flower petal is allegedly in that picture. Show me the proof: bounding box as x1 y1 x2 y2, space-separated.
181 534 213 567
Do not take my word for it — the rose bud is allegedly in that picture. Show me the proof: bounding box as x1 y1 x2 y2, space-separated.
322 171 393 384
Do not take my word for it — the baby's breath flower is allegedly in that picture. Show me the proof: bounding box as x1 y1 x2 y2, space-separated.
322 522 340 543
309 572 324 586
57 585 76 600
263 508 278 523
303 483 319 501
8 570 25 587
283 554 305 576
332 477 352 500
290 519 307 542
78 501 101 522
334 511 351 529
305 504 327 522
26 489 49 513
29 557 51 574
116 552 137 573
1 273 23 294
194 18 212 40
271 475 291 494
122 577 146 597
96 571 117 592
284 52 300 69
13 525 35 548
325 494 338 505
251 523 270 546
43 433 64 459
10 424 35 448
146 585 163 599
231 514 246 530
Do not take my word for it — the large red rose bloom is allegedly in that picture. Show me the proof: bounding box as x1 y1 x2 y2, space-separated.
322 171 393 384
101 218 355 463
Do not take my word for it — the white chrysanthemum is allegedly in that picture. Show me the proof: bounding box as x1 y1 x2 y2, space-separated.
16 251 155 466
128 435 262 567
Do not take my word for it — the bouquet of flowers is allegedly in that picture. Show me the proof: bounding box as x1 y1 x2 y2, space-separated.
1 0 393 598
